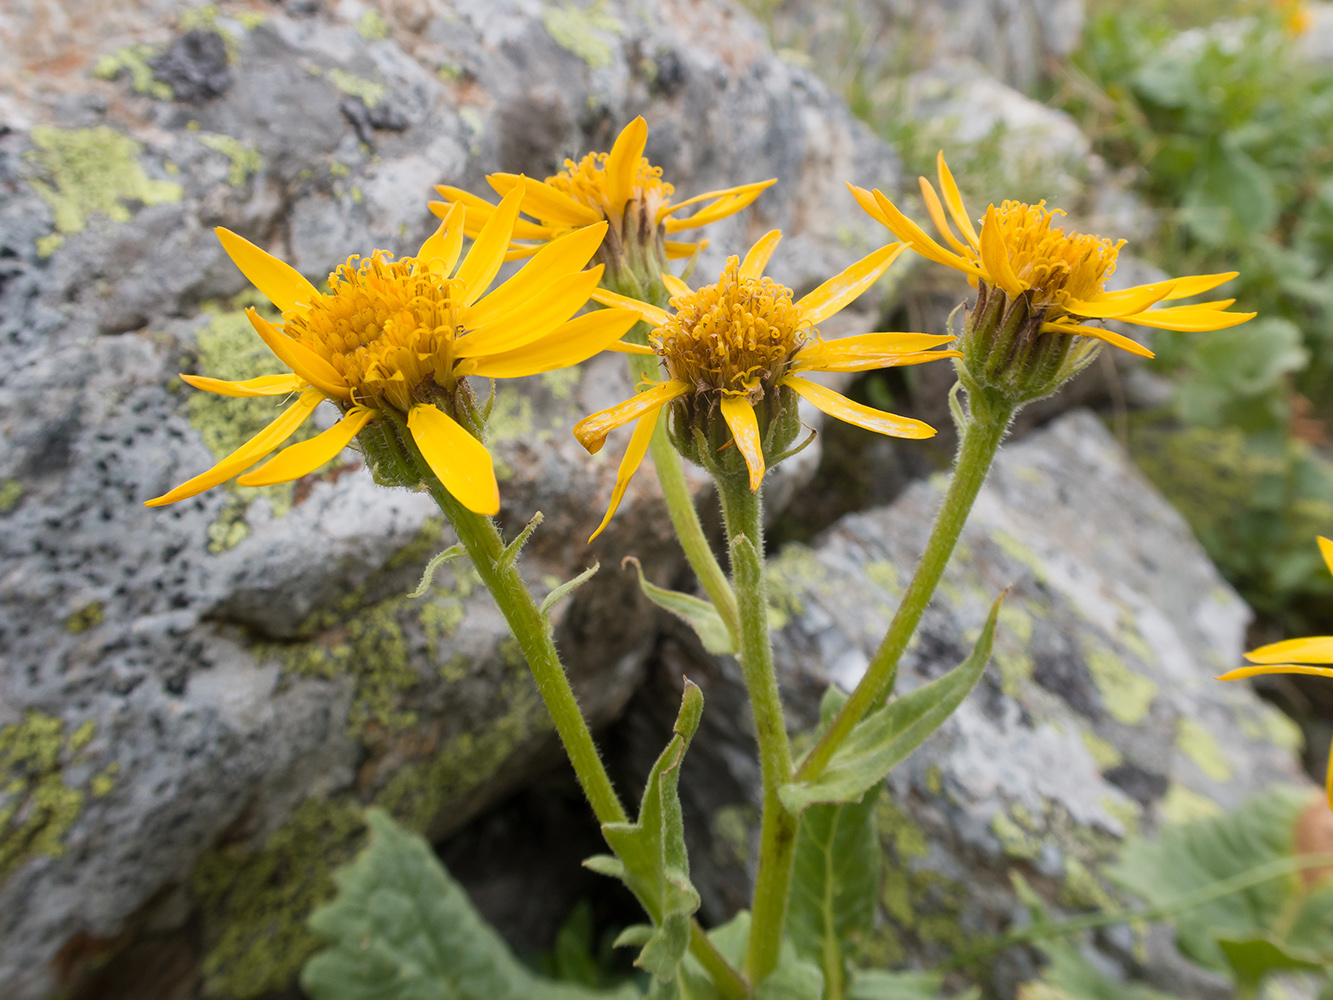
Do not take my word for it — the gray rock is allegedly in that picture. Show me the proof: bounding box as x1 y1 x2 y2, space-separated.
0 1 904 997
623 410 1309 995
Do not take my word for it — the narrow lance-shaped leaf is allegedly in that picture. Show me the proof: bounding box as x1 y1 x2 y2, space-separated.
301 809 639 1000
780 592 1005 813
624 556 736 655
585 681 705 982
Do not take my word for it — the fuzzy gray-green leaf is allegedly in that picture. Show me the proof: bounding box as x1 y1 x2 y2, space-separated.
624 556 736 654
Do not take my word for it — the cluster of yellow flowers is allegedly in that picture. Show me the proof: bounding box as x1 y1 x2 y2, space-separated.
148 117 1252 533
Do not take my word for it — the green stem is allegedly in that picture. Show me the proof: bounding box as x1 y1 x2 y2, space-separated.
943 852 1333 970
796 390 1014 782
716 477 797 985
395 414 747 998
623 324 740 639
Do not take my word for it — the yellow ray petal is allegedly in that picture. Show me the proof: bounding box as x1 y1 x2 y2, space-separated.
663 192 760 233
1065 283 1174 318
1219 664 1333 680
431 193 554 242
658 179 777 222
918 178 969 255
417 201 466 275
848 183 891 227
590 288 672 327
145 388 323 506
1163 272 1238 301
407 405 500 516
795 344 961 373
1116 304 1257 332
869 189 974 273
573 380 689 454
246 310 350 399
1245 635 1333 665
1320 536 1333 578
796 243 906 325
606 116 649 219
604 340 656 355
1041 321 1154 359
978 205 1027 298
488 173 603 227
464 309 641 378
782 376 936 439
587 402 662 543
458 266 604 358
661 272 692 298
665 240 704 259
740 230 783 280
179 372 306 397
237 406 375 486
455 184 526 305
215 227 321 314
936 152 980 247
719 396 765 492
467 222 609 328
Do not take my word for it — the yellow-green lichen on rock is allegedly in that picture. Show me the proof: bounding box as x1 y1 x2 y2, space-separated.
27 126 183 236
356 9 390 40
0 712 96 882
1082 642 1158 726
326 68 386 107
541 1 623 69
198 134 263 187
93 44 173 99
66 601 105 634
766 544 828 629
1175 718 1233 783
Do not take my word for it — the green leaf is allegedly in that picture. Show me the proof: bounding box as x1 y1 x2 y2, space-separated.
787 787 881 994
590 681 705 982
301 809 639 1000
844 969 946 1000
780 594 1004 812
408 544 465 598
1108 787 1333 981
624 556 736 655
691 911 823 1000
541 562 600 614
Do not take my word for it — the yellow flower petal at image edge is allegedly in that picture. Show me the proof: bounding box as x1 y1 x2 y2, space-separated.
430 116 776 262
1218 536 1333 809
146 189 640 514
851 151 1256 358
572 230 958 539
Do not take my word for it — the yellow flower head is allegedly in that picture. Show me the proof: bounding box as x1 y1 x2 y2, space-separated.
431 117 775 296
1219 536 1333 810
573 230 960 540
852 152 1256 363
146 187 638 516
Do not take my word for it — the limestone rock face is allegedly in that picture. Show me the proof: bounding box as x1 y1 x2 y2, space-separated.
621 411 1308 995
0 1 900 997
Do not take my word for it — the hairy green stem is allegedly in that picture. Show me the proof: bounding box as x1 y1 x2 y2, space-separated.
716 477 797 984
396 416 745 998
622 322 740 638
944 852 1333 969
796 390 1014 782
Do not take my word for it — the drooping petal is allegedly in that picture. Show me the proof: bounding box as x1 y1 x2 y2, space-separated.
1219 663 1333 680
457 266 604 358
587 404 662 543
417 201 466 276
740 230 783 280
848 183 891 228
661 272 692 298
215 227 321 314
246 310 350 399
918 178 970 254
237 407 375 486
796 243 906 325
1064 283 1175 318
665 240 704 259
794 340 961 373
407 405 500 516
657 179 777 224
454 184 525 305
936 152 980 247
144 388 324 506
589 288 672 328
464 309 642 378
782 376 936 439
1245 636 1333 665
978 205 1028 298
1162 272 1238 301
466 222 609 328
1115 303 1257 332
663 191 765 232
1041 321 1155 359
719 396 765 492
606 116 649 219
867 188 974 273
604 340 656 355
1320 536 1333 578
431 190 554 241
573 380 689 454
179 372 306 397
487 174 602 227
